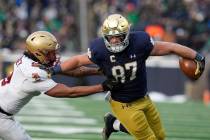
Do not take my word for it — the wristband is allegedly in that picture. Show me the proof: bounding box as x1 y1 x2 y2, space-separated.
195 53 204 61
52 64 62 74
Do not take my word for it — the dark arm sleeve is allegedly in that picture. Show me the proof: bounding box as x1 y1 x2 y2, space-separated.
87 41 100 65
143 32 154 60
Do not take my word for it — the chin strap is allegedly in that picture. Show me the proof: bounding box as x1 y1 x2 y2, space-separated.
24 51 40 63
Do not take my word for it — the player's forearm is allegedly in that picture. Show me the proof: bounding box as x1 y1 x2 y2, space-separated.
46 84 103 98
62 66 102 77
61 54 92 72
153 41 197 59
61 56 81 72
67 85 103 98
168 42 196 59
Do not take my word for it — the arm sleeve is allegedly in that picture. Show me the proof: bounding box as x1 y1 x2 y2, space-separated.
21 75 57 94
143 33 154 60
21 66 58 94
30 79 57 94
87 41 100 65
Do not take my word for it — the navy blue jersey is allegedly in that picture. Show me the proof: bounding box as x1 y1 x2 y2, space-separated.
88 31 154 103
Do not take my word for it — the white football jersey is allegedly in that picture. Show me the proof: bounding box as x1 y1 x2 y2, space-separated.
0 55 57 115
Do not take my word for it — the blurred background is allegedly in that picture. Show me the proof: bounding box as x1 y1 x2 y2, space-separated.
0 0 210 140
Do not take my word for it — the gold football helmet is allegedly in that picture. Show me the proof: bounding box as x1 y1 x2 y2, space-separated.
26 31 60 66
101 14 130 53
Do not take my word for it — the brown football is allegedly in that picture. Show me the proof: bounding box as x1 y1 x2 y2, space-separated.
179 58 199 80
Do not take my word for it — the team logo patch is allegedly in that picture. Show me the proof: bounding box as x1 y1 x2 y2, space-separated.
130 54 136 59
32 73 41 81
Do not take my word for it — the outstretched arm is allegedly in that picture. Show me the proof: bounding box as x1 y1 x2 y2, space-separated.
45 78 119 98
61 54 92 72
150 41 205 78
39 54 95 76
45 83 103 98
61 66 102 77
150 41 197 59
47 54 93 75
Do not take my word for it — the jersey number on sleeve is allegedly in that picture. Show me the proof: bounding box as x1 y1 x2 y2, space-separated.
112 61 137 83
1 72 13 86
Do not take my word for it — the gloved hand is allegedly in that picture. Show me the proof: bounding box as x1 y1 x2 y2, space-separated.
194 53 205 77
97 67 105 75
39 64 62 75
102 78 121 91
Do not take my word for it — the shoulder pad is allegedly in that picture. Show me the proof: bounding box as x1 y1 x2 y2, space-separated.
18 56 50 82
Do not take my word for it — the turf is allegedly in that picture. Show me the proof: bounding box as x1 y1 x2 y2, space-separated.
18 95 210 140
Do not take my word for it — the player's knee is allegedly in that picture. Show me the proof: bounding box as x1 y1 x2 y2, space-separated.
135 135 156 140
156 129 166 140
131 127 156 140
146 135 157 140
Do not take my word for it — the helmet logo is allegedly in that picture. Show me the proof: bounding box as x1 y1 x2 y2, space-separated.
108 20 118 28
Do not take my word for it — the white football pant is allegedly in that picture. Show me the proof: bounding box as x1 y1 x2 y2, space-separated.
0 113 31 140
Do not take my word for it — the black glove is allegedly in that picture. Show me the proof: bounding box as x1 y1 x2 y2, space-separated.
97 67 105 75
194 53 205 77
102 78 120 91
39 64 62 75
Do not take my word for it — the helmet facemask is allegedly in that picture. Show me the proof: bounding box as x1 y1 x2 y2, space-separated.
103 29 130 53
41 46 60 67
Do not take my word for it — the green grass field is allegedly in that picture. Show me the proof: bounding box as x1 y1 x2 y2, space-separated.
17 95 210 140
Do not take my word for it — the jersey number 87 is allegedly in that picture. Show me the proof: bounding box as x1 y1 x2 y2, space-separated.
112 61 137 83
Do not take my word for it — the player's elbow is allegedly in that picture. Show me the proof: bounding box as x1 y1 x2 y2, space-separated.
66 88 86 98
45 84 76 98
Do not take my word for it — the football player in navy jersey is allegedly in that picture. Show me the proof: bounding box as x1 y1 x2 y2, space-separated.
46 14 205 140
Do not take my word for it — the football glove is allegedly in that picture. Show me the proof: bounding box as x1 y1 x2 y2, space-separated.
98 67 105 75
194 53 205 77
102 78 120 91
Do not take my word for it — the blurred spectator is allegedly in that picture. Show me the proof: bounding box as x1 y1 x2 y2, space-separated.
0 0 209 53
89 0 210 52
145 24 165 41
0 0 210 100
0 0 79 53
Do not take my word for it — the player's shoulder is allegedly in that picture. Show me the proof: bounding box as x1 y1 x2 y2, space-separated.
130 31 150 41
130 31 153 47
89 37 108 55
89 37 105 50
90 37 104 45
18 56 50 81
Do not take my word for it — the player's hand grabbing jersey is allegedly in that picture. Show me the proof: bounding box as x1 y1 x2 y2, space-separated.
88 31 154 103
0 55 57 115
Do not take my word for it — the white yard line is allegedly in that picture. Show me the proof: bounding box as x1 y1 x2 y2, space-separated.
17 116 97 125
34 138 83 140
28 97 75 109
33 138 85 140
24 125 102 134
18 109 84 117
17 95 101 136
20 95 85 117
24 103 75 110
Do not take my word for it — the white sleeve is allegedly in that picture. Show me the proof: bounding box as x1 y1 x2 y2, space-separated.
22 78 57 94
19 58 58 94
19 57 51 82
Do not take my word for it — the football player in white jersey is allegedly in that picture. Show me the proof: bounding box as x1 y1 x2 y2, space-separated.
0 31 118 140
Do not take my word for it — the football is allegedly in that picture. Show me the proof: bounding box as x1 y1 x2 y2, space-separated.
179 58 199 80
